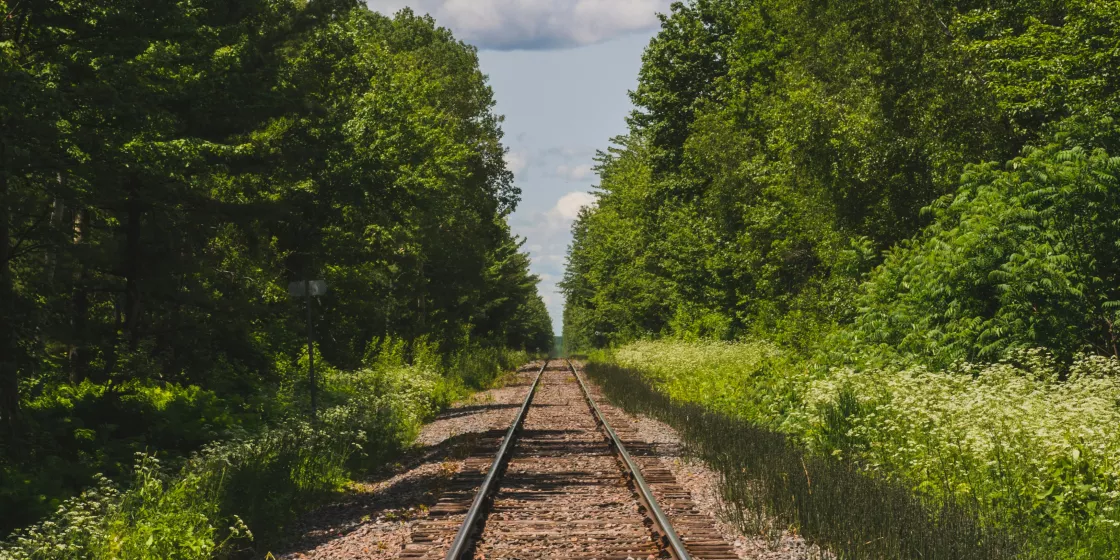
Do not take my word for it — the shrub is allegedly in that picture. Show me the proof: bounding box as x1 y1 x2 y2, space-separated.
849 137 1120 367
0 343 521 559
1 381 240 536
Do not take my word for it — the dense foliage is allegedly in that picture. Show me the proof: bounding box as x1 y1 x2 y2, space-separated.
0 347 527 559
563 0 1120 362
850 138 1120 366
0 0 551 542
563 0 1120 557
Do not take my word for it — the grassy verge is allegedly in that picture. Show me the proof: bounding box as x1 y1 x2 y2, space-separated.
586 360 1018 559
593 340 1120 559
0 345 529 559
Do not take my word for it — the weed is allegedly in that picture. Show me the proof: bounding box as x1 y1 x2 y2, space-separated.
0 345 526 559
587 361 1019 559
599 340 1120 558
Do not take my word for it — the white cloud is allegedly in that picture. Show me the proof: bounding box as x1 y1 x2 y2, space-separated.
509 191 596 283
367 0 671 50
552 191 597 220
504 150 529 176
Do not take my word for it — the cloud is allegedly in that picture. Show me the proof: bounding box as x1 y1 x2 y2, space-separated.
541 146 593 159
533 147 596 180
552 191 597 220
511 191 596 240
504 150 529 176
366 0 671 50
509 191 596 277
531 252 568 266
509 192 595 332
502 145 597 183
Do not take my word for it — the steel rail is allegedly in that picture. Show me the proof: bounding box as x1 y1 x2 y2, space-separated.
568 359 693 560
444 360 548 560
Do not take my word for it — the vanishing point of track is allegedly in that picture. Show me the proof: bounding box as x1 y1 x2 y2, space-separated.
401 360 739 560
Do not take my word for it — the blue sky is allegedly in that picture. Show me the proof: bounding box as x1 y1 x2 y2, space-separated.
365 1 670 333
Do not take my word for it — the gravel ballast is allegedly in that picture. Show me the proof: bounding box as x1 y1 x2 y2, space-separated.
595 394 830 560
278 361 828 559
276 364 540 559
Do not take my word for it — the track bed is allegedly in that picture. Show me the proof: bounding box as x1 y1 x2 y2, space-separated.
401 361 738 560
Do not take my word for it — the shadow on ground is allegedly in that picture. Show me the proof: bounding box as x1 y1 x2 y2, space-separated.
275 427 508 556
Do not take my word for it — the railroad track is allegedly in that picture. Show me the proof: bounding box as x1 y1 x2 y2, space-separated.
401 360 738 560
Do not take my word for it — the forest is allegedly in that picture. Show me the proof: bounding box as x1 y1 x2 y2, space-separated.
564 0 1120 558
0 0 551 556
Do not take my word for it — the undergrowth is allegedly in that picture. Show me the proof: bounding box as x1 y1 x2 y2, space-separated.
599 340 1120 558
585 361 1019 559
0 342 528 559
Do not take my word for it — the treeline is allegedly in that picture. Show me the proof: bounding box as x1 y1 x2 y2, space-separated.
0 0 550 535
563 0 1120 365
0 0 551 425
565 3 1120 554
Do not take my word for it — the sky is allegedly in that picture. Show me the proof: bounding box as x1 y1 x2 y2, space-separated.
366 0 671 334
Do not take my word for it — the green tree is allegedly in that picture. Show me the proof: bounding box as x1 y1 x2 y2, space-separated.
564 0 1120 361
851 134 1120 365
1 0 551 532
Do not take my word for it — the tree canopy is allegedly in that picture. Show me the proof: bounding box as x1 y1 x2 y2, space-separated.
563 0 1120 364
0 0 552 432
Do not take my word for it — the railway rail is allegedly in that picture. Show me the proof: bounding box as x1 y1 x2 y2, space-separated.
401 360 738 560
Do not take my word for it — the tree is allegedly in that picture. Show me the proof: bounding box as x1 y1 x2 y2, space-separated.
564 0 1120 361
0 0 549 432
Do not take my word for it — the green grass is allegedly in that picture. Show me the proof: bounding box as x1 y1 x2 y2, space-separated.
586 360 1018 559
597 340 1120 559
0 344 528 559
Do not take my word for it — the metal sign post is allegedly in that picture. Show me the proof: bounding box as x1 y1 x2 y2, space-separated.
289 280 327 419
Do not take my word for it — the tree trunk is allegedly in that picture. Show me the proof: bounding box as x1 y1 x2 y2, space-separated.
123 180 143 350
46 181 65 284
69 208 89 383
0 141 20 432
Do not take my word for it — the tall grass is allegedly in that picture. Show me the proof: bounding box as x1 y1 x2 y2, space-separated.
0 344 525 560
586 361 1020 559
602 340 1120 558
1 408 362 559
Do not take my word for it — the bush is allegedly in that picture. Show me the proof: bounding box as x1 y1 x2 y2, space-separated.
849 137 1120 367
0 343 524 559
1 382 240 536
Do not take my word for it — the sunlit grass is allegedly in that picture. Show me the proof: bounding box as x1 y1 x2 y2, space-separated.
587 361 1018 559
599 339 1120 558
